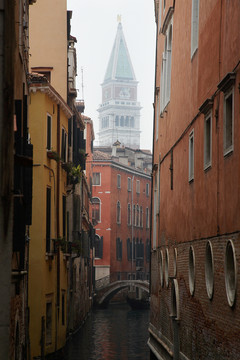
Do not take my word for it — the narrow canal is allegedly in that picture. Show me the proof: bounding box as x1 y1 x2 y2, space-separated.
63 303 150 360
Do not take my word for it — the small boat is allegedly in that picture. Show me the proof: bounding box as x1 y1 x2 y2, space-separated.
127 296 150 310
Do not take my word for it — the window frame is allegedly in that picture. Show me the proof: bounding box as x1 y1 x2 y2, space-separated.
191 0 199 58
92 197 101 223
127 177 132 192
116 200 121 224
127 203 131 226
92 172 101 186
136 180 140 194
117 174 121 189
61 127 67 163
189 130 194 182
146 183 150 197
95 235 103 259
47 114 52 151
223 87 234 156
116 237 122 261
204 111 212 170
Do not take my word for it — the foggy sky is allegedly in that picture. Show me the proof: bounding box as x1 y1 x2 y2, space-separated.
67 0 156 150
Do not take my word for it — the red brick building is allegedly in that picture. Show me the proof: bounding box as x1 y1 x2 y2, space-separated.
92 144 152 289
150 1 240 359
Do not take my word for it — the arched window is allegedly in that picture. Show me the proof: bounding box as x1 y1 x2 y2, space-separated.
95 235 103 259
133 205 136 226
92 197 100 223
116 201 121 224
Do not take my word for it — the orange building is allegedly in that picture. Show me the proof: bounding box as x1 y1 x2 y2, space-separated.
92 145 151 295
150 1 240 359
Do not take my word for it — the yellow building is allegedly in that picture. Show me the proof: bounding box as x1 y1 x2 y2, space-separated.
28 74 72 358
29 0 68 101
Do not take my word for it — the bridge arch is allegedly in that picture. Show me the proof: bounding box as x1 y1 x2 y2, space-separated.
95 280 149 307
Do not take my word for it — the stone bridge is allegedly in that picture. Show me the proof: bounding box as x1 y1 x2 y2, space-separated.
94 279 149 307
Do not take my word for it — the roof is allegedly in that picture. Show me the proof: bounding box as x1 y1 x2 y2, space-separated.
93 150 111 160
104 22 136 82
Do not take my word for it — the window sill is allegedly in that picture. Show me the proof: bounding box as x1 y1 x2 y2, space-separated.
224 147 233 158
204 163 212 172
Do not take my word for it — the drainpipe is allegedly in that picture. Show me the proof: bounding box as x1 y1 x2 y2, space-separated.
55 104 60 351
149 15 159 293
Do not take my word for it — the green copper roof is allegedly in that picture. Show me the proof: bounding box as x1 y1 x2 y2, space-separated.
104 23 136 82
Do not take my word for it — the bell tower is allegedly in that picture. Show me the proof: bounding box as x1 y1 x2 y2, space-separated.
98 20 141 148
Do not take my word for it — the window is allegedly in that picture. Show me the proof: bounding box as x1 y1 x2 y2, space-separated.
127 238 132 261
127 203 131 225
46 301 52 344
136 204 139 227
160 22 173 112
116 238 122 261
117 201 121 224
92 172 101 185
47 114 52 150
146 183 150 197
61 128 67 162
46 187 51 253
140 206 143 227
224 89 234 155
95 235 103 259
165 248 169 287
127 177 131 191
92 197 100 223
117 174 121 188
204 112 212 169
189 130 194 182
159 250 164 287
133 205 136 226
225 240 237 307
146 207 149 229
166 26 172 104
191 0 199 57
133 238 136 260
156 92 159 140
120 116 124 127
205 241 214 300
173 248 177 277
189 246 195 295
115 115 119 127
136 180 140 194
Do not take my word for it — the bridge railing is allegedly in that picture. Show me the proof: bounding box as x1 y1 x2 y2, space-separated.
95 275 110 289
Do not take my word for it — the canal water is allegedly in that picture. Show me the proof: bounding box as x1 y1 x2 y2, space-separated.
63 303 150 360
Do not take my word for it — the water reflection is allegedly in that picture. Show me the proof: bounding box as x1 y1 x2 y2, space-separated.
64 303 150 360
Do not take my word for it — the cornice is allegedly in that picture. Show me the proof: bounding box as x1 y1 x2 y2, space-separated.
29 84 73 118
